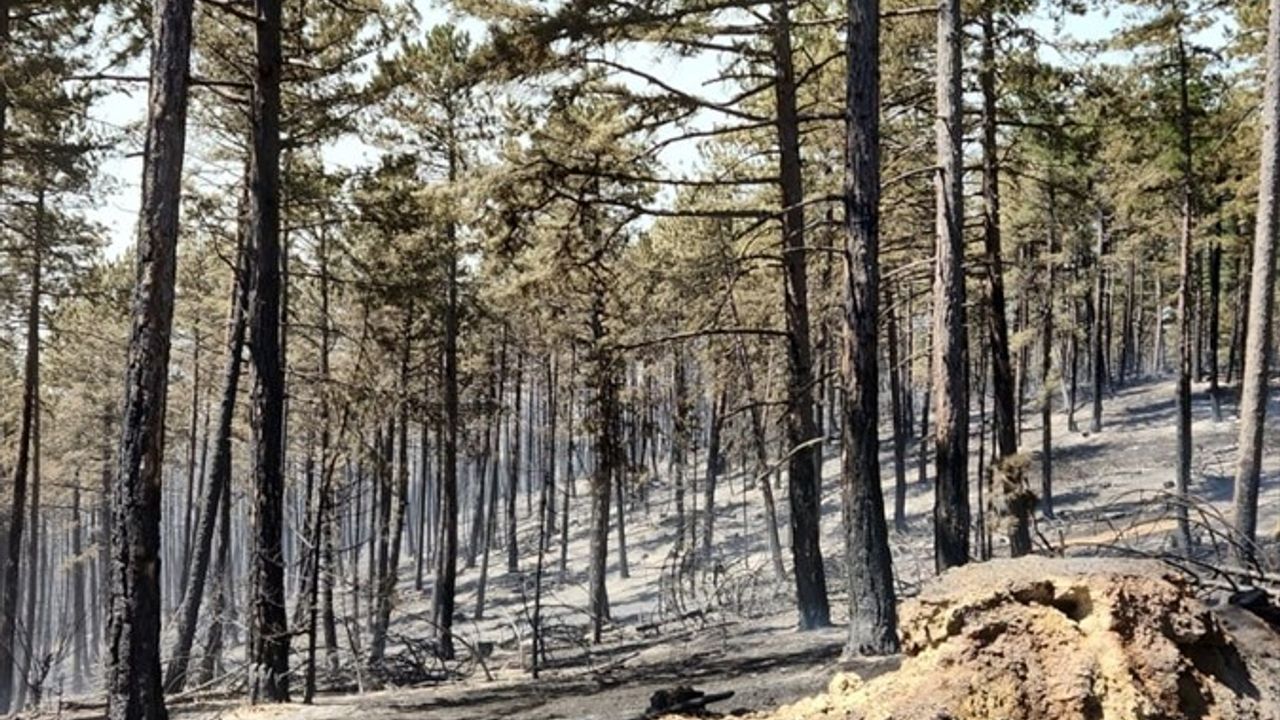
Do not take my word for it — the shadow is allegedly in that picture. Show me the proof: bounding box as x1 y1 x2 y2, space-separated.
1198 473 1234 503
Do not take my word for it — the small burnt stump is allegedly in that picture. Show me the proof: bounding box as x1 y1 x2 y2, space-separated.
644 685 735 718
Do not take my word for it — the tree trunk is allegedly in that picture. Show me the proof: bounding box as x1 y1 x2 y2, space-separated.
773 0 830 628
887 287 909 532
432 222 461 660
506 354 522 574
728 317 785 578
1121 255 1135 385
587 303 616 644
475 331 507 620
1174 33 1195 549
672 352 688 546
164 217 250 693
71 484 87 692
560 359 574 576
466 385 491 571
247 0 290 697
842 0 900 654
980 1 1018 461
15 237 42 714
1227 253 1247 386
531 355 557 677
1092 212 1108 433
103 0 194 713
198 450 233 684
613 435 630 578
179 327 202 599
1041 186 1058 520
1208 240 1223 421
1232 0 1280 559
701 390 725 561
416 419 431 587
932 0 970 573
371 321 413 664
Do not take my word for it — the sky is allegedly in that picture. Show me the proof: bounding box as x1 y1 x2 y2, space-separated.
84 2 1211 260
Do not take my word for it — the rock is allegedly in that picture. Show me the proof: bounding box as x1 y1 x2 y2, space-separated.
755 558 1280 719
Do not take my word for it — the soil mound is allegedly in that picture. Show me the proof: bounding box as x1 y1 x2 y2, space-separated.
759 558 1280 720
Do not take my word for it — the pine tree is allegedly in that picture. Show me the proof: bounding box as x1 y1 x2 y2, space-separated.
104 0 195 715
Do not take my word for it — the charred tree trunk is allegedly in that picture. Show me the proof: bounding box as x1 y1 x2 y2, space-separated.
103 0 195 713
1208 240 1223 421
729 320 785 578
8 238 40 715
531 356 557 677
247 0 290 697
71 484 87 692
587 300 616 644
773 0 830 627
370 321 413 664
559 350 576 576
1092 212 1108 433
1227 254 1246 385
1233 0 1280 559
1041 186 1058 520
164 216 250 693
887 287 909 532
672 352 689 546
179 328 202 599
842 0 900 654
980 0 1018 461
432 220 461 660
506 354 522 574
475 331 507 620
1174 33 1195 549
701 390 726 561
932 0 970 572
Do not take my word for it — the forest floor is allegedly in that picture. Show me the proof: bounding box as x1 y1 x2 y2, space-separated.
47 377 1280 720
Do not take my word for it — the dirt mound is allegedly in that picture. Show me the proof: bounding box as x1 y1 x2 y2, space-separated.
758 558 1280 720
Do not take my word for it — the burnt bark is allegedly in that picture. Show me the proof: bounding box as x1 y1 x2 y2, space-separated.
932 0 970 572
980 1 1018 460
164 218 250 693
247 0 290 697
432 220 461 660
842 0 900 654
1233 0 1280 558
773 0 830 627
1174 32 1195 549
103 0 194 713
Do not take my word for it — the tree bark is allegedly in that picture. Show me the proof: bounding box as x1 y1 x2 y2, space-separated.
1174 32 1195 549
773 0 830 627
103 0 194 713
1232 0 1280 559
587 301 616 644
247 0 290 697
932 0 970 572
371 321 413 664
5 237 39 715
164 216 250 693
842 0 900 654
432 218 461 660
71 484 87 692
980 1 1018 460
506 354 522 573
179 327 202 598
701 390 726 560
1208 239 1223 421
1041 186 1058 520
887 287 909 532
475 331 507 621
